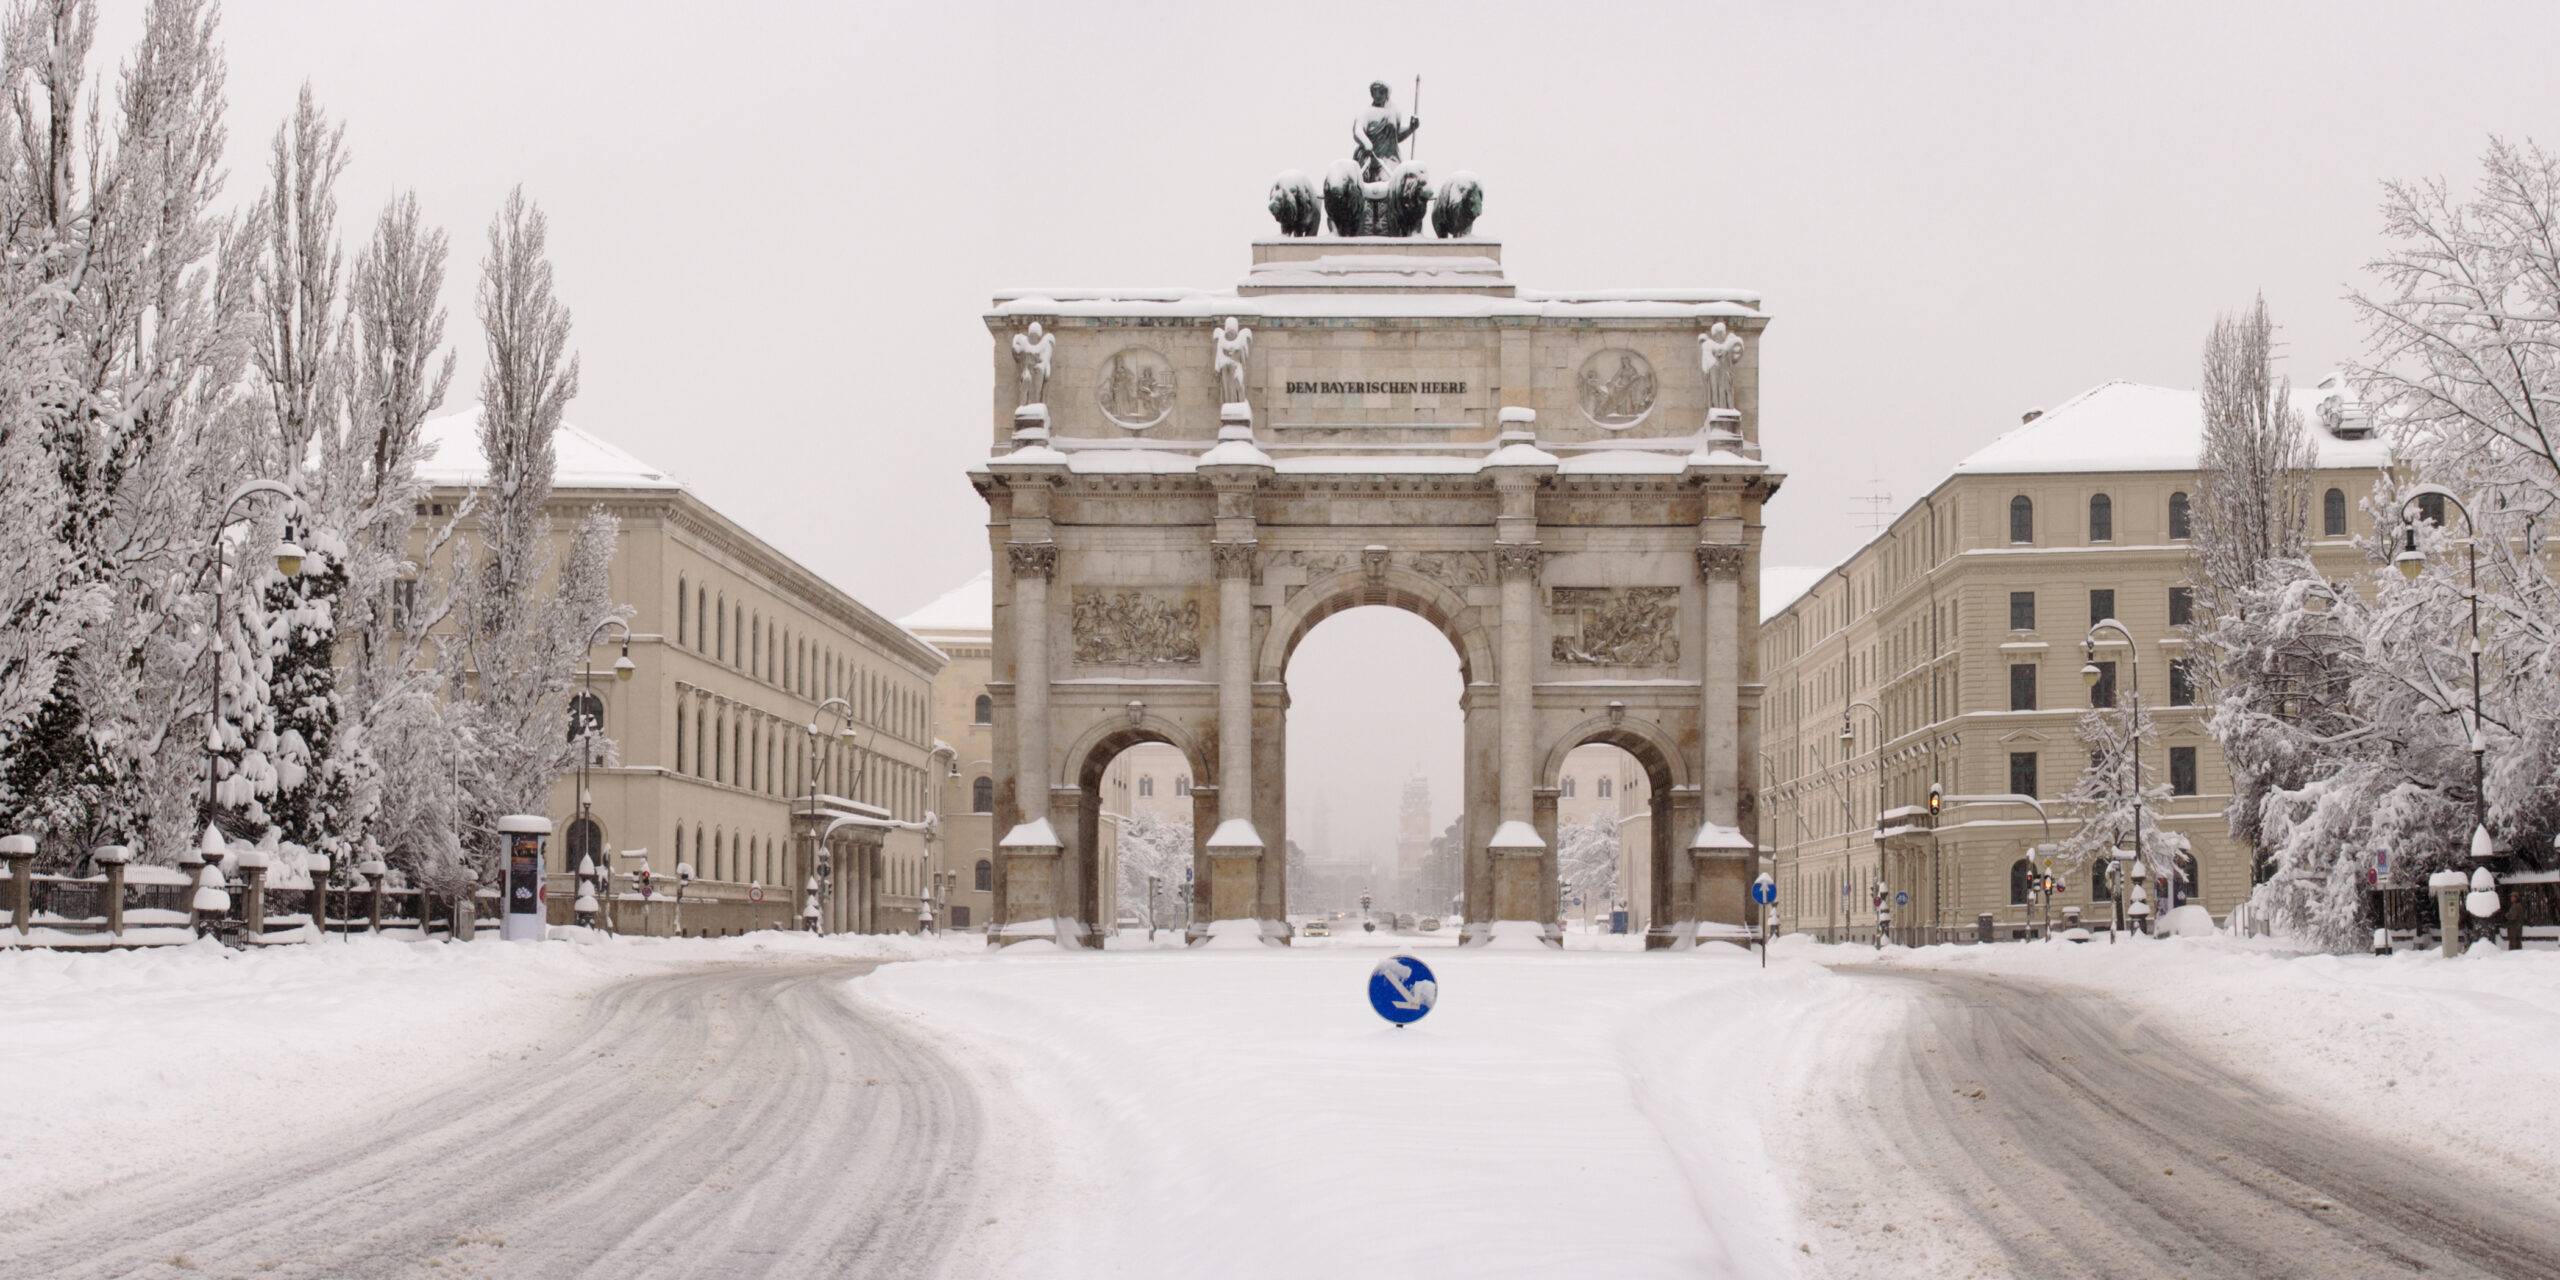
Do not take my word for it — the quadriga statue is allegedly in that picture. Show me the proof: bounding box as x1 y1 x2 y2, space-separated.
1432 171 1484 238
1267 170 1321 237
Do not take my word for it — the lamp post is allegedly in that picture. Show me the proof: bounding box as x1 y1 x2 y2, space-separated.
801 697 859 935
2395 487 2498 911
574 617 636 933
199 479 304 825
1836 699 1881 944
2082 618 2153 913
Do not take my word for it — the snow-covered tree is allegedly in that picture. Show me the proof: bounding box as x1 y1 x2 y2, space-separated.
2057 704 2191 898
2191 296 2320 870
1556 819 1619 909
442 188 621 879
1115 814 1191 926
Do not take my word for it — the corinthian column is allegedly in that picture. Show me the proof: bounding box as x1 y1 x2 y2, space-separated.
1212 541 1258 821
1690 540 1752 934
1007 541 1059 833
1487 541 1549 929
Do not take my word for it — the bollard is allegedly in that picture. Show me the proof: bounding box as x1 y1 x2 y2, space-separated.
1977 912 1995 944
237 843 271 941
93 845 130 937
0 833 34 934
359 859 386 933
2372 926 2393 956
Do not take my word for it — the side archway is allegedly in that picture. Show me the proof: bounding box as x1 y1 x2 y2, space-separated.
1060 715 1216 948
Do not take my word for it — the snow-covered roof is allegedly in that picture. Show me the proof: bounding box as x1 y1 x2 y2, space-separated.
415 406 683 490
1757 378 2395 626
899 570 992 641
1760 565 1831 623
1951 380 2392 476
987 290 1761 322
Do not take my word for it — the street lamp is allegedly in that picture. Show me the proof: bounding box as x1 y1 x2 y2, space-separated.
2082 618 2154 912
801 697 861 934
1837 699 1881 943
574 617 634 932
2396 487 2497 899
198 479 302 825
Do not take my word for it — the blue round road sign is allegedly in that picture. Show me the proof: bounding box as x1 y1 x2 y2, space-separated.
1750 880 1778 906
1894 890 1910 906
1368 954 1439 1026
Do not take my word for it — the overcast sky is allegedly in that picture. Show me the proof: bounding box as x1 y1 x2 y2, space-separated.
129 0 2560 848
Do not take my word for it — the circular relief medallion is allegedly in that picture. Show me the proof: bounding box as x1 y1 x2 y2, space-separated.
1576 348 1658 429
1096 347 1176 430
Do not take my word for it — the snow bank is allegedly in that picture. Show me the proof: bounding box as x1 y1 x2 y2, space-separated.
1840 935 2560 1182
856 946 1838 1278
0 930 976 1210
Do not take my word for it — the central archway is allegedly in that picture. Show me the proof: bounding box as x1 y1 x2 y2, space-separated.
1281 603 1467 942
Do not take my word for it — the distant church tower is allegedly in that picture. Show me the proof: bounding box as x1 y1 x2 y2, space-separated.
1397 772 1432 872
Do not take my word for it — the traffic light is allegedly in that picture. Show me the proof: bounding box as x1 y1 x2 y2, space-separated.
1926 783 1943 818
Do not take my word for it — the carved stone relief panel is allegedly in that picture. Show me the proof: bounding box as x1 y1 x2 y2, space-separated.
1549 586 1681 667
1096 347 1176 430
1405 550 1490 587
1072 588 1204 666
1576 348 1658 429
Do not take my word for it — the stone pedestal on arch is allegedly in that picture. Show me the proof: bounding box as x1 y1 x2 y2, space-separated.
972 229 1780 950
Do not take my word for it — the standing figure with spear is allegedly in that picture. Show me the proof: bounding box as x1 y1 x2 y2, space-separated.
1352 77 1422 181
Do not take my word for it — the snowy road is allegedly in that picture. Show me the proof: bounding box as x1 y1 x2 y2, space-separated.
1815 966 2560 1279
6 958 993 1280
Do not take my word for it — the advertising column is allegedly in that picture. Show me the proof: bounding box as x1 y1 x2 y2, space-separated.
498 815 554 942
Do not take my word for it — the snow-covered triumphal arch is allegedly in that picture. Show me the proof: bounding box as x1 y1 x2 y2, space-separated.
972 100 1778 948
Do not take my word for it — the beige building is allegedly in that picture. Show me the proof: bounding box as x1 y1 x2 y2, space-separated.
1557 744 1653 927
416 409 948 936
1757 378 2387 940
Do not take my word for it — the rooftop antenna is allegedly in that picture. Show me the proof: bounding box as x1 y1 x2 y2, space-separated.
1852 471 1894 535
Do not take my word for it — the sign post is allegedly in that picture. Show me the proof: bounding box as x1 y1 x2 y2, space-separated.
496 815 552 943
1750 873 1778 968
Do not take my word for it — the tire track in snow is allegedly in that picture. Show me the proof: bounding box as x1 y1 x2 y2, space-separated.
4 959 992 1280
1817 967 2560 1280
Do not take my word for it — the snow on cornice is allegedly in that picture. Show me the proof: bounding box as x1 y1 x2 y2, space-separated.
985 289 1763 322
416 405 682 490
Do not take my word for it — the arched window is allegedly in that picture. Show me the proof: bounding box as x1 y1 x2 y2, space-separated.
567 692 604 744
2323 488 2348 536
2009 495 2034 543
677 577 688 645
1597 777 1613 799
566 817 601 873
674 701 688 774
2088 493 2113 542
2167 491 2191 540
2416 491 2447 526
716 594 727 661
2009 858 2033 905
974 693 992 724
1139 775 1155 798
1561 776 1576 798
975 858 992 891
696 588 708 649
971 776 993 813
1175 776 1191 796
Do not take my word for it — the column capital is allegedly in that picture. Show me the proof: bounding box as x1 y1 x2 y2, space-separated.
1008 541 1059 581
1695 542 1745 581
1495 542 1544 583
1211 539 1259 580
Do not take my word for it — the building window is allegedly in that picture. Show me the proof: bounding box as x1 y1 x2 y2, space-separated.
1175 776 1191 796
2171 745 2198 796
2093 868 2113 902
2168 491 2191 540
975 858 993 891
674 702 688 773
2170 659 2195 707
2168 586 2193 628
2009 750 2039 798
2009 495 2033 543
1139 775 1155 798
2009 663 2038 711
1597 777 1614 799
2010 858 2033 905
971 776 993 813
2089 661 2117 708
567 692 604 744
566 817 600 873
2088 493 2113 542
2089 588 2115 628
2008 591 2035 632
677 578 688 644
2174 852 2199 902
391 579 418 630
2416 491 2447 526
974 693 992 724
1561 776 1576 798
2323 488 2348 537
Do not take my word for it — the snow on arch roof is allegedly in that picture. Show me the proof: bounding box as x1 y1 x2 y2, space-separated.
414 405 683 491
898 570 992 640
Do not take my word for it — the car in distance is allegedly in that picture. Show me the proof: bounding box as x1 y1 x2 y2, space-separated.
1416 915 1440 932
1301 919 1331 938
